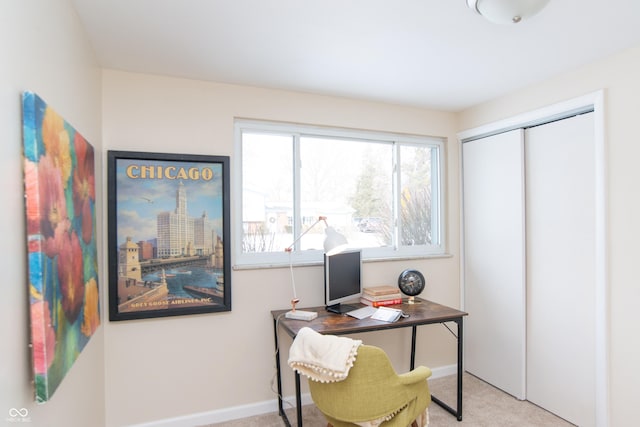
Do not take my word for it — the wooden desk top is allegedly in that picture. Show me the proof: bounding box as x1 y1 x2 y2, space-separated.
271 298 467 338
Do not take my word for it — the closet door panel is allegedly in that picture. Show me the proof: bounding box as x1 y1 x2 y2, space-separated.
525 113 596 426
462 129 526 399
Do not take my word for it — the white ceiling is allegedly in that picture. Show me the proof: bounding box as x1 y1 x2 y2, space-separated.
71 0 640 112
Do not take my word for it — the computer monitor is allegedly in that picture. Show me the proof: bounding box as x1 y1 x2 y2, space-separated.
324 249 362 314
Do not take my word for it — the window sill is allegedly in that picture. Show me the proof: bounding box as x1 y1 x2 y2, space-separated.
232 252 453 271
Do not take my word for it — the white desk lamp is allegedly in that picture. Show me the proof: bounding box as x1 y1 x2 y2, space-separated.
284 216 348 320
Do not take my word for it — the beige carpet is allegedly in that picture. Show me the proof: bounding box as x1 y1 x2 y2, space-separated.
205 373 575 426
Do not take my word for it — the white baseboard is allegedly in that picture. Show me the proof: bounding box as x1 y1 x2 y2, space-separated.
129 393 313 427
429 363 457 379
131 364 457 427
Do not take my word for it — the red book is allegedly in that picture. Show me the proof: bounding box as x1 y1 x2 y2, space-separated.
360 297 402 307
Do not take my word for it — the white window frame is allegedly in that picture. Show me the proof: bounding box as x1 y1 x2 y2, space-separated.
233 119 445 267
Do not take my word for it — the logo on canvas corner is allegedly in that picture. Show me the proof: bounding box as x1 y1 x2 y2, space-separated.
6 408 31 423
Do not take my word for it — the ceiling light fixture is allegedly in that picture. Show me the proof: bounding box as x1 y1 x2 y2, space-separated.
466 0 550 24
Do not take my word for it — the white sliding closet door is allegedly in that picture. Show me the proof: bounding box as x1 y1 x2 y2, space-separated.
525 113 596 427
462 129 526 399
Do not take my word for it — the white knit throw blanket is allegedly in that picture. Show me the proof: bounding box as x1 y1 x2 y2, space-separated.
288 327 362 383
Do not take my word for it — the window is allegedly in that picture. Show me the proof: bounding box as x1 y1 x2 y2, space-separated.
234 120 444 266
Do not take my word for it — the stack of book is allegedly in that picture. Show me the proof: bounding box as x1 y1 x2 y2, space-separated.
360 285 403 307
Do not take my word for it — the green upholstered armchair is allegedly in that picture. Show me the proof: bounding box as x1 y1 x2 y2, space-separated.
307 344 431 427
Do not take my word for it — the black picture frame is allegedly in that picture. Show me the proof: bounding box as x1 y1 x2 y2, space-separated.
107 150 231 321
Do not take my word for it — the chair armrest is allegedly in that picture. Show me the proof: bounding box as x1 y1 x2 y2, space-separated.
398 366 432 385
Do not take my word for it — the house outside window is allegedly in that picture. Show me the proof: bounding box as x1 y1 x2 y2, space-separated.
234 119 445 266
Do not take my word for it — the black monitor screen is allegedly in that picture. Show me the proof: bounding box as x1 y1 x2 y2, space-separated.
324 249 362 314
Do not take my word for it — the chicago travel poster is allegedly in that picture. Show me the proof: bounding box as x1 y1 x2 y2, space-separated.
107 151 231 321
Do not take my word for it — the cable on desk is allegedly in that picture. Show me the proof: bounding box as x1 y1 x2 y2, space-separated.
273 312 286 356
270 313 296 411
269 374 296 412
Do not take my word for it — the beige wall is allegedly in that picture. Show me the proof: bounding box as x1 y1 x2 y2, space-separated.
458 45 640 426
101 70 461 426
0 1 105 426
6 1 638 425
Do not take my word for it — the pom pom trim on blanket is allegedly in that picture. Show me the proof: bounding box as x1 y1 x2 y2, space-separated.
288 327 362 383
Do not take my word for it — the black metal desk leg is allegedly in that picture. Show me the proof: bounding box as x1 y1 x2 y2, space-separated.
429 318 464 421
273 319 293 427
410 325 417 370
295 371 303 427
457 318 463 421
273 319 286 419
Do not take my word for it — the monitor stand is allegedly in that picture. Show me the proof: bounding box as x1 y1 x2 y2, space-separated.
326 303 358 314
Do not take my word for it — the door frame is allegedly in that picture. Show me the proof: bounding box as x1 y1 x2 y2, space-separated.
457 90 608 426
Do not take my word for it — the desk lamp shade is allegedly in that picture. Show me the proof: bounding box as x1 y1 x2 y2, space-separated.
324 226 348 256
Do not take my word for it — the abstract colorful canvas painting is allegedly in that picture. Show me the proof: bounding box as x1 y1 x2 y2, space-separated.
22 92 100 403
